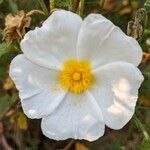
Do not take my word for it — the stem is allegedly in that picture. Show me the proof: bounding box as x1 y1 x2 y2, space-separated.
133 115 150 140
79 0 85 17
38 0 48 15
0 135 12 150
146 14 150 29
69 0 78 12
69 0 74 11
63 140 75 150
50 0 55 11
100 0 105 10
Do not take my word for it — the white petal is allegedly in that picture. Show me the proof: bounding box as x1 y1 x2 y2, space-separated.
9 54 66 118
77 14 142 69
41 91 105 141
21 10 82 70
90 61 144 129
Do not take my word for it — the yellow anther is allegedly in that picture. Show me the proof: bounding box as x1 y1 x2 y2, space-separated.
59 59 95 94
72 72 81 81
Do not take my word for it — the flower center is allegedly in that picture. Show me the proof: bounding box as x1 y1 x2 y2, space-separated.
59 59 95 94
72 72 81 81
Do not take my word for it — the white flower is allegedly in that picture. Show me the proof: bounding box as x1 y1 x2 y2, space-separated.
9 10 144 141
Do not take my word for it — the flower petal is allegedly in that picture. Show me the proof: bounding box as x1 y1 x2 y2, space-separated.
21 10 82 70
9 54 67 118
77 14 142 69
89 61 144 129
41 91 105 141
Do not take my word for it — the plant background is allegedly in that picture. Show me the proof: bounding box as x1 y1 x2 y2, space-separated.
0 0 150 150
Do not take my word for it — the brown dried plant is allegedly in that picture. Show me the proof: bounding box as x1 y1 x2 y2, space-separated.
3 10 44 44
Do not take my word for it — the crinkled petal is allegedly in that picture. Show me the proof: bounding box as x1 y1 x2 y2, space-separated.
89 61 144 129
41 91 105 141
21 10 82 70
9 54 67 118
77 14 142 69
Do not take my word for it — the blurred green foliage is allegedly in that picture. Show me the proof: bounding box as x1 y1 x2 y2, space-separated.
0 0 150 149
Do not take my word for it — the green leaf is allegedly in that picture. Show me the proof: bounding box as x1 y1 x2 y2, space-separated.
0 42 19 58
37 0 48 15
0 66 6 79
0 95 11 113
0 42 11 58
137 138 150 150
16 0 40 12
8 0 18 13
133 115 150 139
0 0 4 5
55 0 69 8
0 93 18 120
144 0 150 13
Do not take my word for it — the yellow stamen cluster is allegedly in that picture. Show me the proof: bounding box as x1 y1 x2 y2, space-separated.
59 59 95 94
